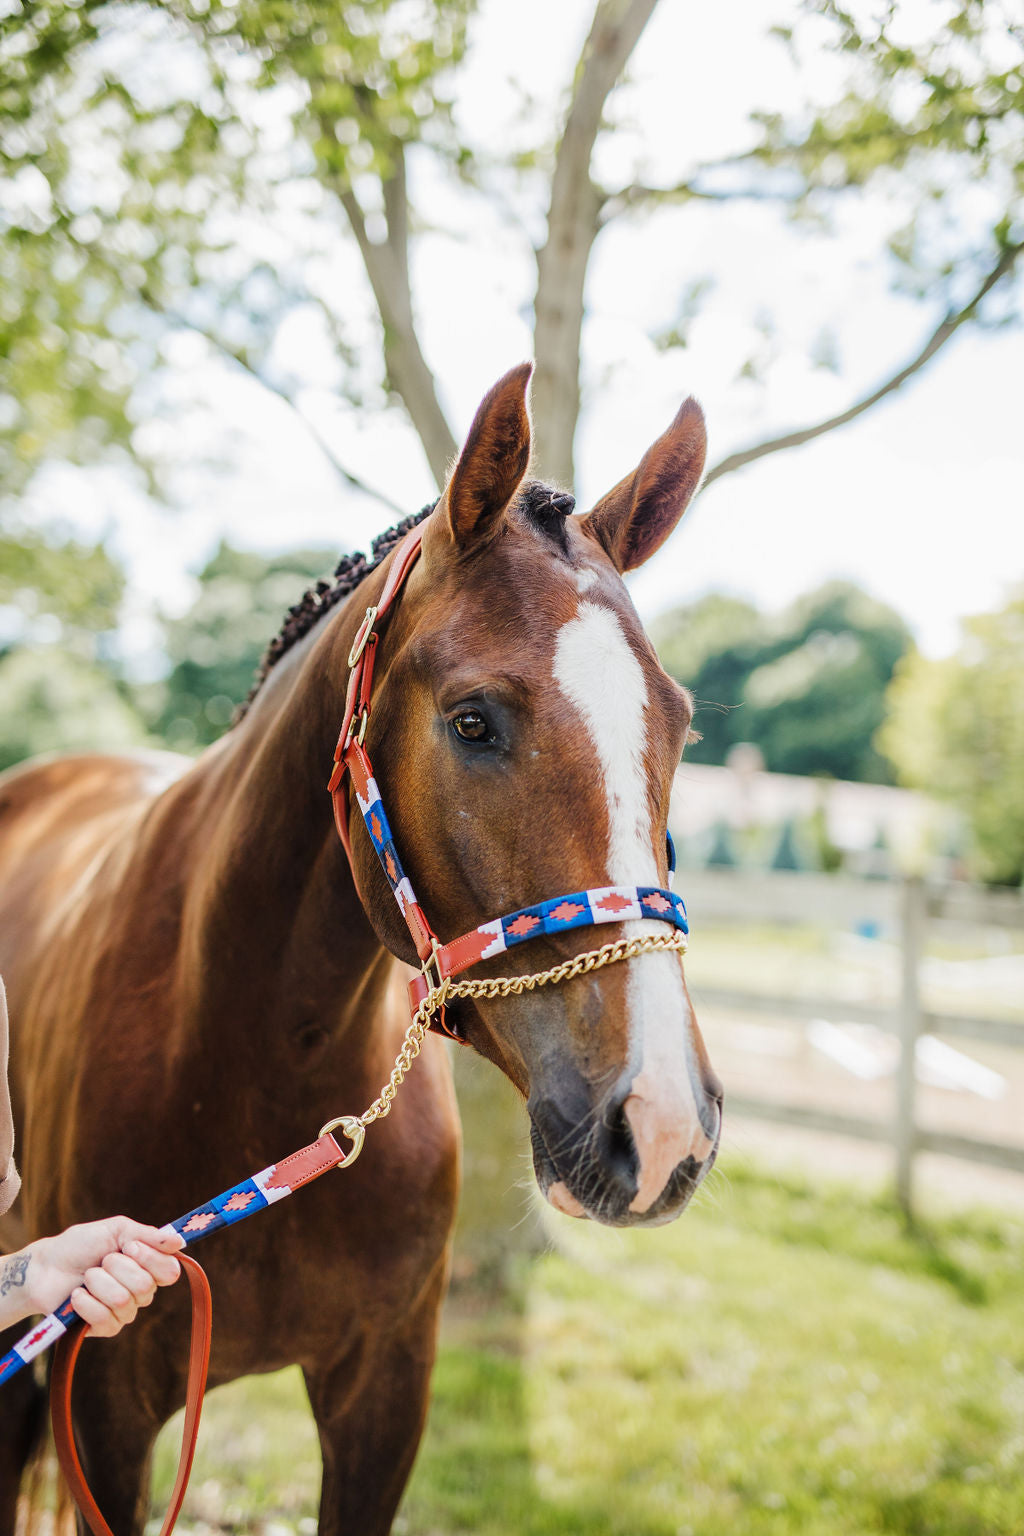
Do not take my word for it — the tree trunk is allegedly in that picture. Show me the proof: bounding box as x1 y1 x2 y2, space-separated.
532 181 603 488
340 150 457 490
531 0 661 487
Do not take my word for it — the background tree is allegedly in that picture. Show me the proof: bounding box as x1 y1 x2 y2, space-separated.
652 594 764 767
700 0 1024 487
879 592 1024 884
1 514 126 648
147 541 339 751
653 581 912 783
1 0 1020 502
0 646 149 772
0 520 150 767
0 533 346 766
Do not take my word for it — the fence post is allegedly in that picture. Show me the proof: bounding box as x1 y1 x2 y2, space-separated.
895 877 926 1218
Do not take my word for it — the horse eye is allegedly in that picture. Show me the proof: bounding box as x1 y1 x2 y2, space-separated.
452 709 491 743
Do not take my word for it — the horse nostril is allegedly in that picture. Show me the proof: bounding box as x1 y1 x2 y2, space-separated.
699 1072 725 1138
607 1099 633 1153
601 1099 639 1195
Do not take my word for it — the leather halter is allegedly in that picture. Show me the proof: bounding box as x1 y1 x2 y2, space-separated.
326 516 688 1043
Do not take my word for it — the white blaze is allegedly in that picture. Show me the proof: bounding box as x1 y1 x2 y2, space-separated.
552 601 713 1214
553 603 654 884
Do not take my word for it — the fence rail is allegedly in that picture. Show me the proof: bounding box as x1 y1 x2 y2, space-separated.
694 987 1024 1049
683 869 1024 1212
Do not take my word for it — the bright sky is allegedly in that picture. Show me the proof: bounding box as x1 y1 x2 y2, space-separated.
20 0 1024 671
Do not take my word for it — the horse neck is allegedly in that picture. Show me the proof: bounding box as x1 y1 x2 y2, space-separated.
172 583 390 1048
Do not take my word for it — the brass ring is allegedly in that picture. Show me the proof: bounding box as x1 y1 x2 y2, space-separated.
318 1114 366 1169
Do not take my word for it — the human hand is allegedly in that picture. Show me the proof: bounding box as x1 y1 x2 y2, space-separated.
1 1217 184 1335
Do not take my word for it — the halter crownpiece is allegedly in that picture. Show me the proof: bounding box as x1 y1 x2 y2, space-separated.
326 516 688 1044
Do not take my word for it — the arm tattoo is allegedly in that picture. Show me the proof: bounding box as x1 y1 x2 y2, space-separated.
0 1252 30 1297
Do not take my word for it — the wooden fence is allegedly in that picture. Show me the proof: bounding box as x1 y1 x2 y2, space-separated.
682 869 1024 1215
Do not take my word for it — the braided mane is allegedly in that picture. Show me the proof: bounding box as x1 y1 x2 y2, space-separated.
235 500 437 721
235 481 574 722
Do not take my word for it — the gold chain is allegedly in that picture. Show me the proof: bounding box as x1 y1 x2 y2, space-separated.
319 929 687 1163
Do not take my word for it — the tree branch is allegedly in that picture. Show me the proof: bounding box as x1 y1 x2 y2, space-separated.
533 0 662 483
61 219 405 516
703 240 1024 489
382 147 410 296
338 153 457 487
598 177 803 225
140 290 406 517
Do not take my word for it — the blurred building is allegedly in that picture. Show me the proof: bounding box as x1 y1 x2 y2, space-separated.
671 743 964 878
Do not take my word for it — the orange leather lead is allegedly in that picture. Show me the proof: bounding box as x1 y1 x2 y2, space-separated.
51 1255 213 1536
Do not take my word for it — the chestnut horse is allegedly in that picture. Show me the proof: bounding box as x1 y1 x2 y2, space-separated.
0 365 721 1535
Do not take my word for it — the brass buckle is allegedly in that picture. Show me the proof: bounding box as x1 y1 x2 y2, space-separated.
347 606 378 669
420 940 449 1010
318 1114 366 1168
345 706 369 749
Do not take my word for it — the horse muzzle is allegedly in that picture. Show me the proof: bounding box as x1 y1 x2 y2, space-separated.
528 1066 723 1228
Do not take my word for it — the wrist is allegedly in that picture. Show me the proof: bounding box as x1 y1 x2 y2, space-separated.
0 1243 41 1326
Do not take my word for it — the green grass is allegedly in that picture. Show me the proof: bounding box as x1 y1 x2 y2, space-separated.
152 1157 1024 1535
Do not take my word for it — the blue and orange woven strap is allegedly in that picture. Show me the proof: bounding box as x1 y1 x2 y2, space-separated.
433 883 687 978
345 737 687 976
0 1132 345 1386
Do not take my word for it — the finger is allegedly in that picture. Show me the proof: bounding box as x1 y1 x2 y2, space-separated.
72 1286 122 1340
101 1251 159 1307
82 1265 138 1327
121 1240 181 1289
109 1216 185 1254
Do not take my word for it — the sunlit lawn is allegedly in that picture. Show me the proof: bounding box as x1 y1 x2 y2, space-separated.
155 1158 1024 1536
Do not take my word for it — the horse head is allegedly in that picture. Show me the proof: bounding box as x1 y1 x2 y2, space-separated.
342 364 721 1228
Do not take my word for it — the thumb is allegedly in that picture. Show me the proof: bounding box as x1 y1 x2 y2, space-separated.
109 1216 185 1253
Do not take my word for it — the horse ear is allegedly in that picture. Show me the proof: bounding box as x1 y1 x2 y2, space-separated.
580 397 706 572
444 363 533 546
